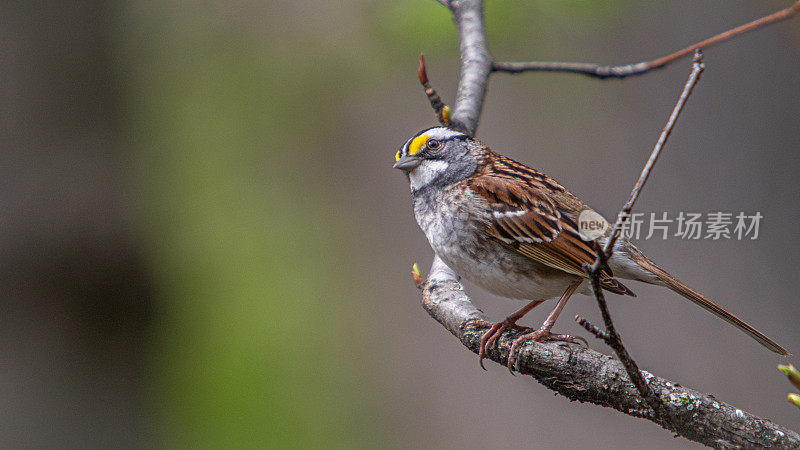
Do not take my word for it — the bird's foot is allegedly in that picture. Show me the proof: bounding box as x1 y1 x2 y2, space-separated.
475 318 527 370
506 329 587 374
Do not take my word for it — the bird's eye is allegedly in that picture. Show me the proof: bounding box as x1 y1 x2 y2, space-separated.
427 139 440 149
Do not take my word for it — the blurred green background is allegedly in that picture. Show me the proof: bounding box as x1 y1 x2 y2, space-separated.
1 1 799 448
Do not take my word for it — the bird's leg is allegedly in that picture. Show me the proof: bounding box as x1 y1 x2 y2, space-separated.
507 281 582 373
477 299 544 370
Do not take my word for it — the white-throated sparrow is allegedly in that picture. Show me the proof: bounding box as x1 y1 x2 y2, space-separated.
394 126 789 371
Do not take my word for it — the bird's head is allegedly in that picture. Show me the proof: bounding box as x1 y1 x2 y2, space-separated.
393 127 478 193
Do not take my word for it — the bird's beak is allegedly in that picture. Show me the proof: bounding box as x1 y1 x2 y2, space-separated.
393 155 421 172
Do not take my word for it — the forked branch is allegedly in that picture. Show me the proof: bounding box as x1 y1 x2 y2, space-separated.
580 51 706 421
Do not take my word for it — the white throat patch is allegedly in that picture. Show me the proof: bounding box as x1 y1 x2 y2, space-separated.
409 160 450 192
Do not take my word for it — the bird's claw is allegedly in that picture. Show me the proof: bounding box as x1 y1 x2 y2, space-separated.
476 319 526 370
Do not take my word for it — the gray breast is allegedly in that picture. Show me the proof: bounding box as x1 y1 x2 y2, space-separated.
411 184 581 301
413 185 486 256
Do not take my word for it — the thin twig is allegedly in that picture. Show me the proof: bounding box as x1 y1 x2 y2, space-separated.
575 315 609 341
492 1 799 79
583 260 665 416
596 50 705 265
583 50 706 421
417 54 450 126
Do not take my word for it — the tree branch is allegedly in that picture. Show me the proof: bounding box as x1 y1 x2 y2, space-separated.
419 257 800 448
491 1 800 79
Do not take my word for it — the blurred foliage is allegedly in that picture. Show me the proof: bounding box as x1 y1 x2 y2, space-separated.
119 2 387 447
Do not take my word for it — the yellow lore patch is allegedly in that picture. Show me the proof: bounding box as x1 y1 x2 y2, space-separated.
408 134 429 156
395 150 401 162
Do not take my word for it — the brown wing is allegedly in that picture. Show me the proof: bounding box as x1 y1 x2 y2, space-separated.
468 154 634 296
468 173 563 245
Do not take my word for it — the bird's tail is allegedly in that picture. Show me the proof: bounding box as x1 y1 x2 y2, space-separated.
627 248 790 356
